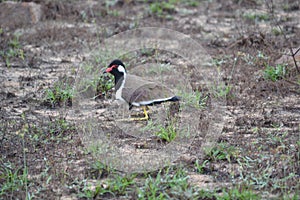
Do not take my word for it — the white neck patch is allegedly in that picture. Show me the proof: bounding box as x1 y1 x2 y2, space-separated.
117 65 126 74
115 65 126 102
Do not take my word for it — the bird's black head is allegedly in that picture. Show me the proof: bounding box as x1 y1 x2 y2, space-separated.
104 59 126 85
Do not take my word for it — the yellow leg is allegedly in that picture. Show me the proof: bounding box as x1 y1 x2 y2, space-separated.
130 106 149 121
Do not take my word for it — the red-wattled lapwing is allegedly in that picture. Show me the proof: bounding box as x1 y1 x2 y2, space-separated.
104 59 180 121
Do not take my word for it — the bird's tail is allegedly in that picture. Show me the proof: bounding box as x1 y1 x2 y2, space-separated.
169 96 181 102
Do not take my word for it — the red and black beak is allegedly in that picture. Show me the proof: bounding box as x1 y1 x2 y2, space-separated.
105 67 113 73
103 65 117 74
103 67 111 74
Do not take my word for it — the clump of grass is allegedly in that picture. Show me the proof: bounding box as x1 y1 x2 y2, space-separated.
243 12 270 22
138 167 206 199
195 159 209 174
0 33 25 67
212 84 232 99
219 187 260 200
148 0 177 18
79 174 135 199
178 90 208 109
155 123 177 142
205 143 239 162
148 0 200 18
272 27 283 36
48 118 74 136
184 0 199 7
264 64 286 82
0 161 29 198
44 76 75 108
89 161 113 179
96 74 114 98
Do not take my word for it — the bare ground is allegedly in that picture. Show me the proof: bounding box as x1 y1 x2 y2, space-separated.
0 0 299 199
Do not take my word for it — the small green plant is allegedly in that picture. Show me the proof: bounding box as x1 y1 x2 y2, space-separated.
243 12 270 22
0 120 33 200
0 161 28 197
149 0 177 18
146 63 172 75
195 159 209 174
205 143 239 162
138 167 194 199
214 84 232 98
0 33 24 67
90 161 113 179
178 90 208 108
148 0 200 18
155 124 177 142
44 77 74 107
96 75 114 98
264 64 286 81
219 187 260 200
184 0 199 7
105 0 120 16
106 174 136 195
272 27 283 36
79 180 111 198
79 174 135 198
210 57 228 66
48 118 74 136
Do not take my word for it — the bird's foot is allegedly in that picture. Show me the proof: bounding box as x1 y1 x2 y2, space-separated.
115 116 148 122
115 106 150 122
129 116 149 121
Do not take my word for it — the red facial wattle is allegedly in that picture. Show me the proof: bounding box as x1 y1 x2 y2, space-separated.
105 65 117 73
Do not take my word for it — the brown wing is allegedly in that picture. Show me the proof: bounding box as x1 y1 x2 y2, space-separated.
121 74 174 104
129 83 174 104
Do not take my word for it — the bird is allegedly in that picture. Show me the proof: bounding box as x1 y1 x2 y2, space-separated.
104 59 180 121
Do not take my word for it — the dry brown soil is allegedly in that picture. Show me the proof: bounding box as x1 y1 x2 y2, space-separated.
0 0 299 199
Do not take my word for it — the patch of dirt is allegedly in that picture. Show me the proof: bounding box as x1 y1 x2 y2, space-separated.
1 0 299 199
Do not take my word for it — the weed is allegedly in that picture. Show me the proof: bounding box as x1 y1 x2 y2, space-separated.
195 160 209 174
97 74 114 96
149 0 177 18
210 57 228 66
184 0 199 7
0 119 32 199
0 33 25 67
243 12 270 22
148 0 199 18
106 174 136 195
146 63 172 75
48 118 73 137
137 167 216 199
282 192 299 200
79 180 111 198
178 90 208 109
272 27 283 36
205 143 239 162
256 51 269 60
107 10 119 17
155 123 177 142
264 64 286 81
219 187 260 200
213 84 232 98
0 161 28 197
90 161 113 179
138 167 198 199
44 77 74 108
79 174 135 198
236 142 299 195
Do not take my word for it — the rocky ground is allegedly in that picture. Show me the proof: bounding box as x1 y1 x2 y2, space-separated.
0 0 299 199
